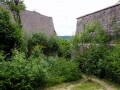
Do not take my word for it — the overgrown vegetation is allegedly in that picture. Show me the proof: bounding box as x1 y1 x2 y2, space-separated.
71 21 120 84
0 48 81 89
78 21 110 43
58 38 71 59
0 1 120 89
0 0 26 27
0 6 81 89
25 32 60 56
0 0 26 12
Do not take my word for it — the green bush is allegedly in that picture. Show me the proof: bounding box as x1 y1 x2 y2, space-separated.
95 27 110 44
78 21 110 43
27 32 48 47
79 23 93 43
58 38 71 59
30 46 81 86
0 6 23 53
0 49 47 89
84 44 109 76
0 47 82 89
105 45 120 83
27 32 60 56
27 32 48 55
47 57 81 82
46 35 60 56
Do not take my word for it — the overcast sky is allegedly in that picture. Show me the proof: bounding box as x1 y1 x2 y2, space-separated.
24 0 118 36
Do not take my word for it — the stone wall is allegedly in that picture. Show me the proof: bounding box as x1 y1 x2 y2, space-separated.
76 4 120 38
0 2 56 37
20 10 56 37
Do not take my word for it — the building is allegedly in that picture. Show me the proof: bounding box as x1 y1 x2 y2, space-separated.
76 4 120 38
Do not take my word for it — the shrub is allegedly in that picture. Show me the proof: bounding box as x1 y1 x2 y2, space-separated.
45 35 60 56
30 47 82 85
58 38 71 59
0 47 82 89
0 49 48 89
95 26 110 44
27 32 60 56
27 32 48 55
48 57 81 81
79 23 93 43
78 21 110 43
27 32 48 47
85 44 109 76
44 56 81 87
105 45 120 83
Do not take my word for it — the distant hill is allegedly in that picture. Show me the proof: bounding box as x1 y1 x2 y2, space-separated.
59 36 72 40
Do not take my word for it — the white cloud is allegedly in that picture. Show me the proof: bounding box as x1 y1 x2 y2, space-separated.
24 0 118 36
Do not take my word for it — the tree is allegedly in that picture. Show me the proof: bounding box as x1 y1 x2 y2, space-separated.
0 6 23 53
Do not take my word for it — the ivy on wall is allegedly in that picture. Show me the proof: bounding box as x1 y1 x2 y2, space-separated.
0 0 26 28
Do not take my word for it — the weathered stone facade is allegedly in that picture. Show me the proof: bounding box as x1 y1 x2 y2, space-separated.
20 10 56 36
76 4 120 38
0 2 56 37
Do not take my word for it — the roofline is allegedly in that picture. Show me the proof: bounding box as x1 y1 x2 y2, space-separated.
77 4 120 19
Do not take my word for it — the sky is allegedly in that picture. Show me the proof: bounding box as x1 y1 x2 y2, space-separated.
24 0 118 36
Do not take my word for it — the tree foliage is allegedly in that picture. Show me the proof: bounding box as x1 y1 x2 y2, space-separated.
0 6 23 53
79 21 110 44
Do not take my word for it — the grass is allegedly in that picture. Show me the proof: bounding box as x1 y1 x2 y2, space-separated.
44 77 85 90
90 75 120 90
42 74 120 90
72 80 106 90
